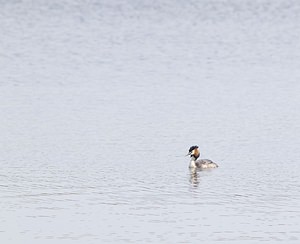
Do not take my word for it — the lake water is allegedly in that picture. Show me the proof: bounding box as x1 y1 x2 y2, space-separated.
1 0 300 243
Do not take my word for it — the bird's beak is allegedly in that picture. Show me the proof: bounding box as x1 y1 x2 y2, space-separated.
185 152 191 157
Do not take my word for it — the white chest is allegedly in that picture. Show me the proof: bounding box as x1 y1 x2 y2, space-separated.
189 160 197 168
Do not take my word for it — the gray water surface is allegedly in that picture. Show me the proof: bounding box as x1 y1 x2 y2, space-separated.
1 1 300 243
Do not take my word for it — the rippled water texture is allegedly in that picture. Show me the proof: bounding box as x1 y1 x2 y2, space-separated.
1 0 300 243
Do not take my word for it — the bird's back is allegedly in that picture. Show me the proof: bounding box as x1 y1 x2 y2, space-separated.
195 159 218 169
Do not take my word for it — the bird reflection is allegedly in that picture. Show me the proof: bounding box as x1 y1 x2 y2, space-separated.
189 168 200 187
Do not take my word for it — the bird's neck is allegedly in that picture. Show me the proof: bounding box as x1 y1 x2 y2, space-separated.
189 156 198 168
190 155 199 161
189 157 196 168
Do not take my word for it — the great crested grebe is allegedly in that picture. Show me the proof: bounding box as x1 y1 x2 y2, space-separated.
186 145 219 169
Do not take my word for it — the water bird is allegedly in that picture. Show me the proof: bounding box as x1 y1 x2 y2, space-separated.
186 145 219 169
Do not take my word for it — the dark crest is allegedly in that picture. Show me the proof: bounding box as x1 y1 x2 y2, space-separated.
188 145 199 152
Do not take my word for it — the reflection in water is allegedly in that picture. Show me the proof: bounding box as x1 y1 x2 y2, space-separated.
189 168 200 187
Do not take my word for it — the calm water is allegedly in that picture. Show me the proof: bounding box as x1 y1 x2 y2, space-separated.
1 0 300 243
